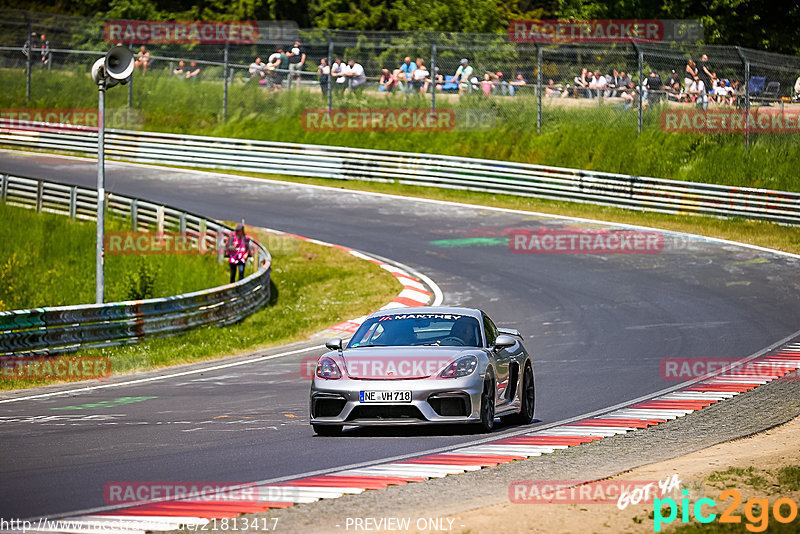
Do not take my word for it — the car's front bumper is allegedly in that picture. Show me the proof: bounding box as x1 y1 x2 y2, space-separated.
310 374 484 426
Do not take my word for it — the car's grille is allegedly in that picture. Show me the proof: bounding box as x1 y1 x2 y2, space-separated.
311 395 347 418
428 393 471 417
347 405 425 421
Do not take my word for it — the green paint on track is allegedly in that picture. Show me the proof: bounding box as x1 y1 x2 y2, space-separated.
429 237 509 248
51 396 158 410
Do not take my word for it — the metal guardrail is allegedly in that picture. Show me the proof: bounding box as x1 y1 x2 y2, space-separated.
0 172 272 357
1 120 799 225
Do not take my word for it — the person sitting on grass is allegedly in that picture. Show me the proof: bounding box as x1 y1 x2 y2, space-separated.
248 57 266 81
379 67 397 92
452 58 474 95
185 61 200 80
621 80 638 110
411 58 429 93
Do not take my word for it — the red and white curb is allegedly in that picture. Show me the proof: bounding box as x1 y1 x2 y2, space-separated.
34 343 800 533
280 233 439 335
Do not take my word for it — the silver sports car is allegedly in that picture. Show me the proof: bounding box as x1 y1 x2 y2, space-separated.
309 306 535 435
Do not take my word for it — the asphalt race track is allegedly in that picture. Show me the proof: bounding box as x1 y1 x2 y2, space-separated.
2 150 799 520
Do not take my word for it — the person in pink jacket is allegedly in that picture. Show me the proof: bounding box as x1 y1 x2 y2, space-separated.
225 224 251 283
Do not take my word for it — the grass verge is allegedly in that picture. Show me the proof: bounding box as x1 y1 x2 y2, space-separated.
0 201 228 311
1 228 402 391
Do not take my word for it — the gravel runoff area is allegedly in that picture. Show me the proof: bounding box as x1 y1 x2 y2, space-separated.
183 370 800 533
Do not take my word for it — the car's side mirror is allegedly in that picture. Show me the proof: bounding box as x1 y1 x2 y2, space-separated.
493 334 516 351
325 338 343 351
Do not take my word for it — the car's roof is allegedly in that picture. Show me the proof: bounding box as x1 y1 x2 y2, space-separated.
367 306 483 319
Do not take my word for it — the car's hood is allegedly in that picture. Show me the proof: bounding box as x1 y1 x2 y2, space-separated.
340 346 474 379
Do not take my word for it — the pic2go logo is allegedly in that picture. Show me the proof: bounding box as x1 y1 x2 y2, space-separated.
654 489 799 532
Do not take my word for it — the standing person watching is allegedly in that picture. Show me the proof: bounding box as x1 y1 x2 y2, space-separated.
287 40 307 89
38 34 51 66
318 58 330 96
225 224 251 283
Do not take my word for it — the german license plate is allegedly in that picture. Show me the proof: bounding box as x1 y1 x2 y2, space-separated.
359 390 412 403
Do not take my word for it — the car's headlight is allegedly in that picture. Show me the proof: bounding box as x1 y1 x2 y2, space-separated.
316 357 342 379
439 356 478 378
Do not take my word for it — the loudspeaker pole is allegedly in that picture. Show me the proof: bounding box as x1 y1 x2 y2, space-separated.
96 77 106 304
91 46 134 304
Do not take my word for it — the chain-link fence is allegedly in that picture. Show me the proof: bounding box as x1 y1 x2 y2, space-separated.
2 9 800 143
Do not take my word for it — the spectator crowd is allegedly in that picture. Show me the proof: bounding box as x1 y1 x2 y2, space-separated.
42 34 798 108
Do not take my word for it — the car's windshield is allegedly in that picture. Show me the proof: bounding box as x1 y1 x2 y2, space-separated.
348 312 482 348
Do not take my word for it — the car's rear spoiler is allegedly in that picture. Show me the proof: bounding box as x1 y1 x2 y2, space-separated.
498 327 523 339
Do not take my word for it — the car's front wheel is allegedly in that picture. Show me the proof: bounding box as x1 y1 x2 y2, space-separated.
477 377 495 433
312 424 342 436
507 363 535 425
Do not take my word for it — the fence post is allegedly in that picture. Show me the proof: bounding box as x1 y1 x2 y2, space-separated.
1 174 7 202
156 205 165 234
127 44 133 109
634 42 643 135
25 15 32 104
537 46 543 134
69 186 77 218
326 31 333 115
223 41 229 122
736 47 750 147
428 32 437 112
179 212 186 233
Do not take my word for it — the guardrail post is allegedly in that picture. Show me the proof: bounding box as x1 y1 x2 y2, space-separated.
179 212 186 233
1 174 7 202
215 226 225 264
536 46 542 134
69 186 77 218
253 242 259 274
36 181 43 212
223 42 229 122
736 47 750 147
130 198 138 231
156 205 165 234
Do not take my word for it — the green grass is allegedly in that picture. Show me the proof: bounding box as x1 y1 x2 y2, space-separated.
1 227 402 390
0 202 228 311
3 67 800 192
